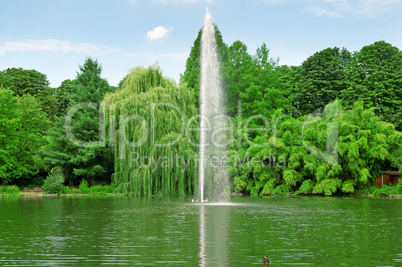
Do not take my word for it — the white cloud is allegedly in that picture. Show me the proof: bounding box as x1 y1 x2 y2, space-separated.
306 0 402 18
357 0 402 17
146 26 172 40
0 39 119 56
307 6 341 17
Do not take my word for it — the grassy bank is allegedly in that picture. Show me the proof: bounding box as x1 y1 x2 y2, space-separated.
60 183 116 195
355 182 402 197
1 181 401 197
0 185 21 195
0 182 116 196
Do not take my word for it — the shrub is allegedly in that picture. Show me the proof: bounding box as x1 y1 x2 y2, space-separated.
395 180 402 195
42 167 65 194
78 179 90 194
76 181 116 194
373 186 390 197
372 182 402 197
102 185 115 194
60 186 72 194
295 180 314 195
0 185 21 195
272 184 292 195
89 185 115 194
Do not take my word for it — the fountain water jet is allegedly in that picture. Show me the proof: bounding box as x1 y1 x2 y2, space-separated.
199 8 228 204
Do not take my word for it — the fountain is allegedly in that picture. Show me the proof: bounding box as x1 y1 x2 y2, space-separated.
199 8 228 204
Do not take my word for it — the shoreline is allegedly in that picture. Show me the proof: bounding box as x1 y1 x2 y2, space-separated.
1 192 401 198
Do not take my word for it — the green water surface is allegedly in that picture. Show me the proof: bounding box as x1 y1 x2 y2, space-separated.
0 196 401 266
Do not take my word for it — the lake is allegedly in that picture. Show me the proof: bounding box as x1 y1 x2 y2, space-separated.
0 196 401 266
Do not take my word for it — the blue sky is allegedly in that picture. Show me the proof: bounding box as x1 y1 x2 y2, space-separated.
1 0 402 87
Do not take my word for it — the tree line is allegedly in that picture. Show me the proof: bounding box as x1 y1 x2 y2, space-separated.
0 25 401 195
0 58 116 187
182 26 401 195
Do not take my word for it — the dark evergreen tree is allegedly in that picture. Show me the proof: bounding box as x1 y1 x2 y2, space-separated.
43 58 115 185
341 41 402 130
291 47 351 116
181 25 228 107
223 40 254 116
54 79 76 116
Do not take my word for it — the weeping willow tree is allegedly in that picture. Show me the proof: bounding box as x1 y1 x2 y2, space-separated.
103 66 199 196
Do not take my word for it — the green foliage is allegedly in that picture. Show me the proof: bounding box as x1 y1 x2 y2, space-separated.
372 186 391 197
372 181 402 196
342 41 402 130
0 185 21 195
0 67 57 120
77 180 115 194
224 40 254 116
78 179 90 194
59 183 115 194
0 68 49 96
73 58 114 104
0 88 50 184
87 185 115 194
60 186 71 194
295 180 314 195
272 183 292 195
104 65 198 196
396 181 402 195
54 79 76 116
42 167 65 194
181 25 227 108
1 33 400 199
13 174 46 189
341 180 355 193
181 29 201 102
42 57 115 186
289 47 351 116
313 178 342 195
230 101 401 196
0 88 21 184
282 41 401 130
183 29 291 118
